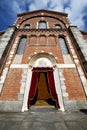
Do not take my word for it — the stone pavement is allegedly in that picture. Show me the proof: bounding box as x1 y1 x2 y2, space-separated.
0 107 87 130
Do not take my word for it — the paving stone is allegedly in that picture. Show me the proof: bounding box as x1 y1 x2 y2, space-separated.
0 108 87 130
55 122 68 130
66 121 85 130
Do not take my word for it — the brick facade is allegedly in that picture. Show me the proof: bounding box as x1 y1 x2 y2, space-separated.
63 68 86 100
0 10 87 111
0 69 22 100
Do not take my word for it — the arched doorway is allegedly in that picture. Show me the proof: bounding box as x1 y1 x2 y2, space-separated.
22 53 65 111
27 67 59 108
30 72 55 106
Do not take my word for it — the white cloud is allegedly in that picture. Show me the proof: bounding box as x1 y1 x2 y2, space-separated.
64 0 87 30
28 0 49 11
64 0 70 4
11 1 22 13
47 0 64 12
28 0 64 12
29 3 36 11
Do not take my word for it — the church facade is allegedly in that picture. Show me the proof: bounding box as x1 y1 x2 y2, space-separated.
0 10 87 112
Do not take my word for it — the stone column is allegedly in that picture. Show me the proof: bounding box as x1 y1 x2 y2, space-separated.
0 26 16 60
69 26 87 61
22 68 32 112
53 68 65 111
69 26 87 96
0 26 16 94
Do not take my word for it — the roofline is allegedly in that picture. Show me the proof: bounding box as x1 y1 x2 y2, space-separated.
80 30 87 34
17 9 68 17
0 30 5 34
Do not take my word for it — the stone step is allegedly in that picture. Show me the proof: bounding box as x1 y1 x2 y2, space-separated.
32 100 51 106
30 106 58 113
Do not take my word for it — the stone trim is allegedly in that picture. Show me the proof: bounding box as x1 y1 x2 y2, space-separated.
10 63 76 69
57 64 76 68
12 55 23 64
5 37 20 67
0 27 15 59
0 101 22 112
53 68 65 111
68 26 87 97
18 68 28 101
0 68 8 94
69 26 87 61
22 69 32 112
64 100 87 111
0 36 20 94
58 68 69 101
10 64 28 68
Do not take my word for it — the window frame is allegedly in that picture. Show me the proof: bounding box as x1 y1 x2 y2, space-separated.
17 36 27 55
55 24 62 29
24 24 30 29
38 21 47 29
59 36 69 55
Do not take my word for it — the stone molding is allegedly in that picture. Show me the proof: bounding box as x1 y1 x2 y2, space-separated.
69 26 87 96
10 63 76 69
0 68 8 94
0 27 15 60
53 68 65 111
10 64 28 68
57 64 75 68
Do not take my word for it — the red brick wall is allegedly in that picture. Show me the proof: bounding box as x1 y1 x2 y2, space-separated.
13 13 71 65
14 29 68 64
63 68 86 100
14 15 69 64
0 69 22 100
15 11 70 28
22 44 64 64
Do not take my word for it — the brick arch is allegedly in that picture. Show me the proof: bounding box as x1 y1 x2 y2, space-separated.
58 34 66 38
18 15 67 29
58 34 69 45
22 52 65 112
28 52 56 67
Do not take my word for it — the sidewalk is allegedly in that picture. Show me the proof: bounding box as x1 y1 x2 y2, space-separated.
0 107 87 130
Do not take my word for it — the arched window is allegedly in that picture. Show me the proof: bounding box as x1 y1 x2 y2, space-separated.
59 37 69 54
55 24 61 29
17 36 27 54
24 24 30 29
38 21 47 29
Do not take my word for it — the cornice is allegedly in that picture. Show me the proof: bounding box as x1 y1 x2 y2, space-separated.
17 9 68 17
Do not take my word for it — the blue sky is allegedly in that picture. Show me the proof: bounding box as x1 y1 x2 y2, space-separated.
0 0 87 31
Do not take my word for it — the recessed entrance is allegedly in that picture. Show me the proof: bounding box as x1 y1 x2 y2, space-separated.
30 72 56 106
27 67 59 109
22 54 64 112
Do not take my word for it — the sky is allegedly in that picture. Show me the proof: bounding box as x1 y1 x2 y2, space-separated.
0 0 87 31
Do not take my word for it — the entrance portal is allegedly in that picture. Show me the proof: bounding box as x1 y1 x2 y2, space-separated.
27 68 59 109
31 72 56 106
